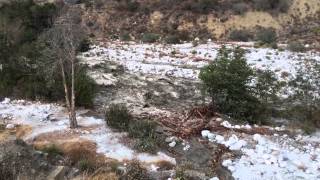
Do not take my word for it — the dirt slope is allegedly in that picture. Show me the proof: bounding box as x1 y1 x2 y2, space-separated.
73 0 320 43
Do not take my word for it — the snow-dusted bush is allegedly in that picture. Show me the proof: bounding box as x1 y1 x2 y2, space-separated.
105 104 132 131
141 33 160 43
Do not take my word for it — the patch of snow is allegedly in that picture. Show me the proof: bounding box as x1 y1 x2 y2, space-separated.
0 99 176 166
201 130 211 138
5 123 15 129
80 42 320 83
209 177 219 180
202 127 320 180
150 164 159 172
221 121 233 128
1 98 10 104
183 144 191 151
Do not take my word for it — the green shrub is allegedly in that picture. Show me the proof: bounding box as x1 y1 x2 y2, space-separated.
232 2 248 15
41 144 63 157
165 35 181 44
229 29 253 42
199 46 279 123
77 38 91 52
105 104 132 131
287 41 306 52
117 0 140 12
256 28 277 45
287 61 320 128
253 0 290 13
128 120 159 153
127 1 140 12
134 137 158 153
312 27 320 35
75 67 96 108
0 124 5 131
120 33 132 41
277 0 291 12
184 0 218 14
128 120 157 139
253 69 281 123
77 159 95 172
141 33 160 43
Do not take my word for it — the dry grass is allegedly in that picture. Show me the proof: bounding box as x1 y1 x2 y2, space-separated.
15 125 32 139
0 130 11 142
89 172 119 180
64 142 97 166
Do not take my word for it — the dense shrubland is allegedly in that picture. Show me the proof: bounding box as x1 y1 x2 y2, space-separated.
0 0 95 107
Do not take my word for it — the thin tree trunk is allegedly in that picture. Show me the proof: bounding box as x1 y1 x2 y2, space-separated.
59 58 76 128
70 58 77 128
59 58 71 111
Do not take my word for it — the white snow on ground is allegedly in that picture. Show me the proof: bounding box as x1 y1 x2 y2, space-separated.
202 125 320 180
0 98 175 166
79 41 320 81
82 126 176 165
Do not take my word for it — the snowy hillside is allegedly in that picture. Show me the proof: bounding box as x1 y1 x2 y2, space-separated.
80 41 320 81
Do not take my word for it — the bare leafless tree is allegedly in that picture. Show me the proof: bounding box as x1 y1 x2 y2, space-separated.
40 6 85 128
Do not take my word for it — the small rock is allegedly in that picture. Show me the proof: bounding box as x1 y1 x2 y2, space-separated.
165 136 177 143
169 141 176 148
234 125 241 129
221 121 232 128
244 124 251 129
47 166 68 180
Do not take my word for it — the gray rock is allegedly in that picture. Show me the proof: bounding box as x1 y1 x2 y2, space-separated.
47 166 69 180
